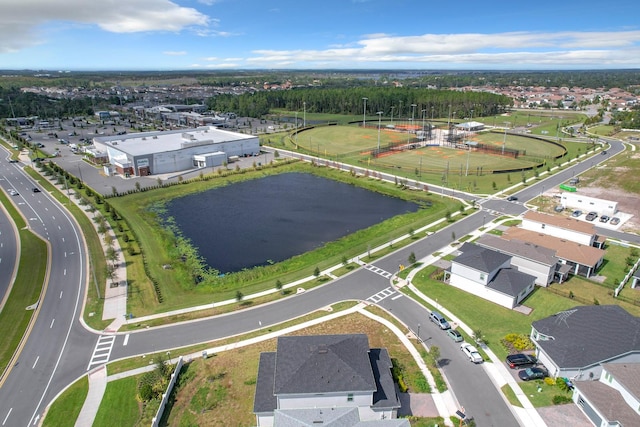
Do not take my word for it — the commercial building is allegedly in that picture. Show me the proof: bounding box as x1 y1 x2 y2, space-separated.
92 126 259 176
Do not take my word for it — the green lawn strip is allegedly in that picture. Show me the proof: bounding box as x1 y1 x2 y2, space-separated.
501 384 523 407
42 376 89 427
0 192 47 377
519 380 572 407
93 376 141 427
25 167 111 330
105 161 459 317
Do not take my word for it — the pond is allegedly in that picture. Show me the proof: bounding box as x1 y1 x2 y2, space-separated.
164 172 419 273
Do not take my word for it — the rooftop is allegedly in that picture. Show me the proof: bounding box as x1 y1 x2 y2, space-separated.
476 234 558 266
523 211 597 235
454 243 512 273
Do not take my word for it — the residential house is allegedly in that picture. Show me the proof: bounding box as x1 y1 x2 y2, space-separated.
572 362 640 427
475 234 560 286
253 334 403 427
444 243 537 309
521 211 605 249
530 305 640 380
502 227 604 278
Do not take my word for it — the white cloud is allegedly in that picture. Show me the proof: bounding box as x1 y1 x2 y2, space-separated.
243 30 640 68
163 51 187 56
0 0 209 52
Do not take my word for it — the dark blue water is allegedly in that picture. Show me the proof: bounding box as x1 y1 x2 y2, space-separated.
164 172 419 273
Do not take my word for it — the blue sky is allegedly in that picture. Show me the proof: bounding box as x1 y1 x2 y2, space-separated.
2 0 640 71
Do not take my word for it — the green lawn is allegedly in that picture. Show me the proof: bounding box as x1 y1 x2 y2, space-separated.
93 376 142 427
42 376 88 427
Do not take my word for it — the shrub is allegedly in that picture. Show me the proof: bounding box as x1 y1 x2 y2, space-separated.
552 395 573 405
544 377 556 386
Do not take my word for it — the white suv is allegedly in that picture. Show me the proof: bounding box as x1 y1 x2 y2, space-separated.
461 343 483 364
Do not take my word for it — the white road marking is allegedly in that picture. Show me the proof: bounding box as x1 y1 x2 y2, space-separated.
367 287 396 304
59 291 63 299
32 356 39 369
63 269 66 276
32 414 39 425
391 294 403 300
3 408 13 425
50 319 55 328
87 335 116 370
123 334 130 346
61 237 64 242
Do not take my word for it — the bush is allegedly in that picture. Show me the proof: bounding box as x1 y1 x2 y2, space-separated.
544 377 555 386
552 395 573 405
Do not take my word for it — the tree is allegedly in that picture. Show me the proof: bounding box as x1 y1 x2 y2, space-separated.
235 290 244 302
429 346 441 368
313 266 320 277
408 252 416 265
473 329 484 344
275 279 283 293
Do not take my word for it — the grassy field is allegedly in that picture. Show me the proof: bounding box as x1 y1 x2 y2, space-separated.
106 161 460 317
94 376 142 427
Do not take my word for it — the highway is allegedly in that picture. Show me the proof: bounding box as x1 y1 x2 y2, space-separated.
0 137 631 426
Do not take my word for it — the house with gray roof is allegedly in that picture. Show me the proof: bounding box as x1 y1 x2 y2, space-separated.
530 305 640 380
253 334 403 427
572 362 640 427
444 243 537 309
476 234 560 286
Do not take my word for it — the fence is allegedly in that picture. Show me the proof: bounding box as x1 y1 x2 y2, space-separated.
151 356 184 427
614 258 640 297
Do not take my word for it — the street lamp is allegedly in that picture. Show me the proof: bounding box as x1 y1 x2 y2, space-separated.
362 97 368 128
295 111 299 146
303 102 306 128
408 104 416 144
390 106 395 126
376 111 383 152
502 122 509 155
421 109 426 139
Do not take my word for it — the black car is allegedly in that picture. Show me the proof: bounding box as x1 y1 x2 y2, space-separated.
518 367 547 381
32 187 41 193
507 196 518 201
8 159 19 163
506 353 537 369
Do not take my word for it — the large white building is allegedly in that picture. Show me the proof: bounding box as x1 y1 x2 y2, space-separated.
92 126 259 176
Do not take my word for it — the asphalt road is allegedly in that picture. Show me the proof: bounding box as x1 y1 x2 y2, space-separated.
0 182 18 310
0 151 91 427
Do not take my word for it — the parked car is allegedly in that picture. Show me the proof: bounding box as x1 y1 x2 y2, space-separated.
429 311 450 330
610 217 620 226
599 215 610 223
506 353 537 369
518 367 548 381
571 210 582 218
585 211 598 221
461 343 483 364
554 205 564 213
507 196 518 201
447 329 464 342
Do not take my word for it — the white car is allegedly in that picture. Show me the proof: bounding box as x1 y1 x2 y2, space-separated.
8 188 18 196
461 342 483 364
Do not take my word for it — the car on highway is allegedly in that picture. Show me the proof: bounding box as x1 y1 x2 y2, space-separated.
610 217 620 226
8 189 18 196
599 215 610 223
585 211 598 221
506 196 518 201
32 187 41 193
602 150 607 155
506 353 537 369
447 329 464 342
571 210 582 218
8 159 19 163
518 367 548 381
461 342 483 363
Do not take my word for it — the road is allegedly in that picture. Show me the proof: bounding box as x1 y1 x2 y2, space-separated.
0 154 92 427
0 136 632 426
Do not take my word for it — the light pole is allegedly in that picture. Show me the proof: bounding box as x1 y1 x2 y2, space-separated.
303 102 306 128
408 104 416 144
390 106 395 126
362 97 368 128
502 121 509 155
376 111 383 152
295 111 299 147
421 109 426 140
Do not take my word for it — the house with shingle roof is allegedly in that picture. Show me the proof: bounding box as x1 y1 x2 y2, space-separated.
530 305 640 380
253 334 404 427
572 362 640 427
444 243 537 309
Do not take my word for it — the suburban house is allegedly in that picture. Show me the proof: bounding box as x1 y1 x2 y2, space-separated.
253 334 405 427
502 227 605 278
520 211 606 248
444 243 537 309
475 234 560 286
572 362 640 427
530 305 640 380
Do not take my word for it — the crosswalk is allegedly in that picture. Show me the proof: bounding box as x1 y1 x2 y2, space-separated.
367 287 396 304
363 264 392 279
87 335 116 370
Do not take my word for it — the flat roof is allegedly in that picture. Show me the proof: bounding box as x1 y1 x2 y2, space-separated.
93 126 255 156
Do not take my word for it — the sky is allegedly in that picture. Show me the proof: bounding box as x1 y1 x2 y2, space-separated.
1 0 640 71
